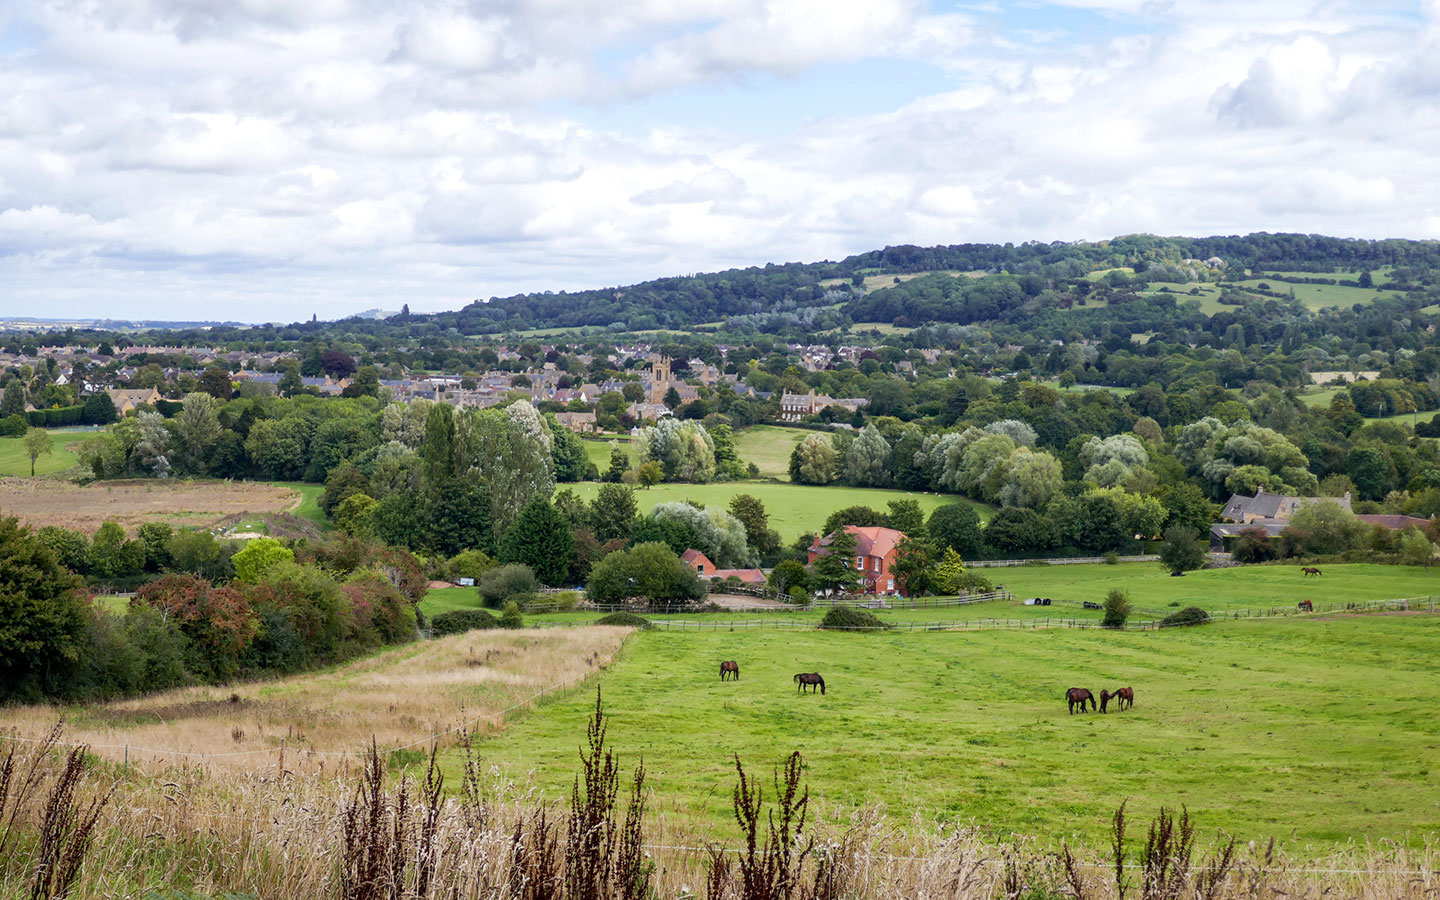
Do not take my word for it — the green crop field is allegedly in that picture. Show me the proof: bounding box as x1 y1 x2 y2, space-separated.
0 432 83 476
457 613 1440 847
562 481 986 542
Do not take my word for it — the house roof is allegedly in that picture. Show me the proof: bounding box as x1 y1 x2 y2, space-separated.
812 525 906 559
712 568 766 584
680 549 713 568
1221 490 1351 521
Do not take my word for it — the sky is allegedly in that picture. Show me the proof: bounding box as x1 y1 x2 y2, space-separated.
2 0 1439 323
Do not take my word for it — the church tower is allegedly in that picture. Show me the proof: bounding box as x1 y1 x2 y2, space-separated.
649 357 671 404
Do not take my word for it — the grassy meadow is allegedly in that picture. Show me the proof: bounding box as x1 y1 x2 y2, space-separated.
731 424 806 479
418 562 1440 622
562 480 984 542
270 480 328 526
458 613 1440 846
0 430 83 476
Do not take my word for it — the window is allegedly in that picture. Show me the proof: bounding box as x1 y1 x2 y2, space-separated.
887 579 894 591
856 556 863 569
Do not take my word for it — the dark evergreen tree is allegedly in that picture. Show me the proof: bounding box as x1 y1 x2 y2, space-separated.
81 390 118 425
499 495 574 586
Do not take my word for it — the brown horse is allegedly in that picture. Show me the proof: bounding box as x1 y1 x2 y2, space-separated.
1066 687 1095 714
1115 686 1134 710
1297 599 1314 612
1302 567 1322 577
794 673 826 694
1099 689 1114 713
719 660 740 681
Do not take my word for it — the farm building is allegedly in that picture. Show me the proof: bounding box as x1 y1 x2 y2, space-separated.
681 549 766 587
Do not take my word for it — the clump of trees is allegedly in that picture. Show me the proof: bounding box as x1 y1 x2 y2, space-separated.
0 515 423 703
586 543 706 607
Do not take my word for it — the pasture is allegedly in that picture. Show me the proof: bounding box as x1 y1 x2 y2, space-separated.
1229 277 1399 311
419 562 1440 623
0 431 83 476
992 561 1439 613
460 614 1440 846
562 481 986 542
578 434 631 472
731 424 806 479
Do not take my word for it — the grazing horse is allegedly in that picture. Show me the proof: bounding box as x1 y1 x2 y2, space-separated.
719 660 740 681
1297 599 1314 612
1302 567 1322 577
794 673 826 695
1099 689 1114 713
1115 686 1134 710
1066 687 1095 715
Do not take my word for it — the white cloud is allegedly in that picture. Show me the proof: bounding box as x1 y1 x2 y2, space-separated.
4 0 1440 320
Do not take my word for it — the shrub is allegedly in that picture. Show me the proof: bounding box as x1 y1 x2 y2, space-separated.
1158 524 1207 574
1160 606 1210 628
448 548 497 581
819 605 892 631
1101 588 1132 628
477 564 537 608
499 600 525 629
955 570 993 593
430 608 499 636
1104 551 1120 565
548 590 582 611
594 611 651 628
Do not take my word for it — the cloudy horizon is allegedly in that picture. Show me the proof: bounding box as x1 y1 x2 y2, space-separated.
3 0 1438 323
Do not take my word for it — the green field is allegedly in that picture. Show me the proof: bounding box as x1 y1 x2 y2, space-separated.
1230 277 1399 311
991 561 1437 612
579 435 631 472
1298 387 1440 424
269 481 328 527
0 431 84 476
419 562 1440 622
731 425 806 479
459 613 1440 846
563 481 985 543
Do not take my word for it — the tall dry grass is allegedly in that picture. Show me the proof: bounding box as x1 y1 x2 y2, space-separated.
0 698 1437 900
0 477 300 533
0 627 628 774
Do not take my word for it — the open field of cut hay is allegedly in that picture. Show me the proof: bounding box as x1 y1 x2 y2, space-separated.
0 626 628 773
0 477 302 533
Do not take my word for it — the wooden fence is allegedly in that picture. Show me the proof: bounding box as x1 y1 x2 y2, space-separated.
526 596 1432 633
970 555 1161 567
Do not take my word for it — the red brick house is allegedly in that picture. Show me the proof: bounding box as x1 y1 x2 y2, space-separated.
808 525 905 594
681 549 715 576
